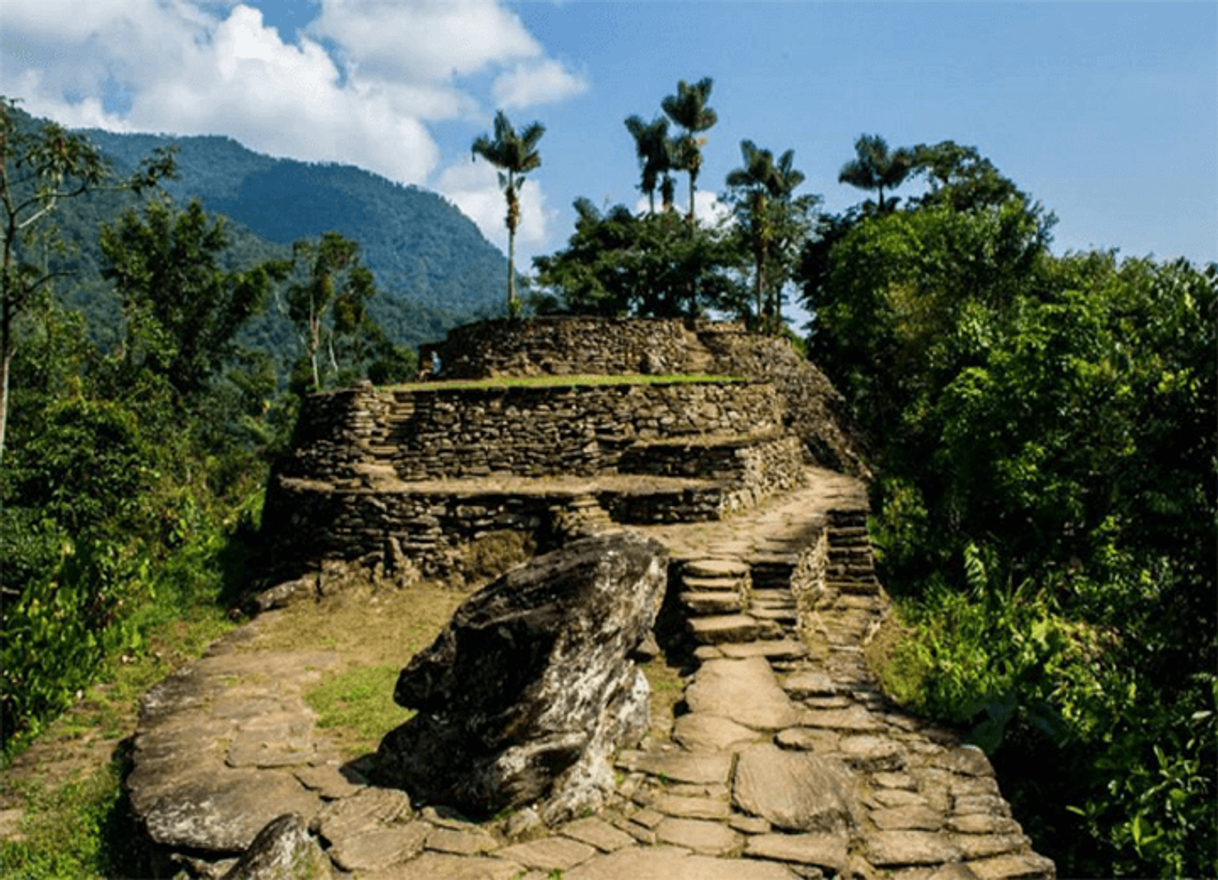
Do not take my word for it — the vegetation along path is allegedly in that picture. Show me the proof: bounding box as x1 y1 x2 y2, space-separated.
58 467 1054 880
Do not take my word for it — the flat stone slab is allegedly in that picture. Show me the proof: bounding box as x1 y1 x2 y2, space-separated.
719 639 808 660
681 576 743 593
871 805 945 831
781 671 838 698
314 787 413 845
684 559 750 579
495 836 597 871
685 657 801 731
866 830 963 867
966 851 1057 880
328 824 429 873
364 852 523 880
565 845 798 880
681 591 743 614
655 817 741 855
652 793 732 821
800 704 884 732
838 734 907 771
426 825 502 856
672 713 766 752
620 750 735 786
733 743 858 834
744 832 849 872
687 614 761 644
559 816 636 852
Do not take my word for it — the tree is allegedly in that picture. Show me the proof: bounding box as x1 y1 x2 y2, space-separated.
661 78 717 223
471 110 545 316
283 232 379 393
533 199 740 318
0 97 174 462
838 133 915 215
624 115 676 214
908 140 1026 212
725 140 820 332
100 196 288 399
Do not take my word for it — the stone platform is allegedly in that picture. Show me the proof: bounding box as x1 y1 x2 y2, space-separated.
126 469 1055 880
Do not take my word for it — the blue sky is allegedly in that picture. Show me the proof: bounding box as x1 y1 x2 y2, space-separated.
3 1 1215 280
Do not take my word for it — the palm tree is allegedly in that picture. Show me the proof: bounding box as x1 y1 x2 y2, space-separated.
624 115 675 215
471 110 545 316
838 133 914 215
661 77 717 223
727 140 817 332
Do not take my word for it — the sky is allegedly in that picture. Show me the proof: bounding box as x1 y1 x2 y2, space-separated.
2 1 1215 289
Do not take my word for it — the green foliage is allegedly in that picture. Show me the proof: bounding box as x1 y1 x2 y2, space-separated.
533 200 741 318
100 196 289 398
817 175 1215 875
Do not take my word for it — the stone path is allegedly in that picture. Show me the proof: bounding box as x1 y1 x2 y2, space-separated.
124 468 1055 880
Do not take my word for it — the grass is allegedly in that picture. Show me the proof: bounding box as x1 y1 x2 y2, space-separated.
0 608 237 880
386 373 746 392
249 580 469 757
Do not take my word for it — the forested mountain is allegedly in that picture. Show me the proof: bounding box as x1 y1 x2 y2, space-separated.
78 129 507 320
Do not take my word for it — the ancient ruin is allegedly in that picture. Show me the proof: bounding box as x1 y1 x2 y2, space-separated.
125 318 1056 879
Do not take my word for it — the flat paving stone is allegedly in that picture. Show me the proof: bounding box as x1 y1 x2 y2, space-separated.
950 833 1031 860
426 825 501 856
685 657 801 731
364 852 523 880
626 750 735 786
565 845 798 880
775 726 840 753
672 713 766 752
688 614 761 644
732 743 858 834
651 793 732 821
654 817 741 855
839 734 907 771
559 816 636 852
743 832 849 872
684 559 750 579
681 591 744 614
681 576 743 593
328 824 430 873
800 704 884 732
495 836 596 871
719 639 808 660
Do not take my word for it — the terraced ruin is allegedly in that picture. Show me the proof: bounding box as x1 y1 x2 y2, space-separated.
127 318 1056 879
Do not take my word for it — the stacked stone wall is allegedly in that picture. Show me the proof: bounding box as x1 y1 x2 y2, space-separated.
421 317 736 379
279 380 782 483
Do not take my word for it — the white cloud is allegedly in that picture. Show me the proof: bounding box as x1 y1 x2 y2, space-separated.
492 59 588 109
437 158 551 254
308 0 541 82
1 0 584 209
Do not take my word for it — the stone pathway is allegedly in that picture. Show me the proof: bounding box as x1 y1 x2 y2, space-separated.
123 468 1055 880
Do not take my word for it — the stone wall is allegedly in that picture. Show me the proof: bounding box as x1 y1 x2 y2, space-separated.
278 379 783 483
419 318 868 477
419 317 736 380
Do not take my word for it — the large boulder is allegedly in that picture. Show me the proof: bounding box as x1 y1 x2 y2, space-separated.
374 532 668 823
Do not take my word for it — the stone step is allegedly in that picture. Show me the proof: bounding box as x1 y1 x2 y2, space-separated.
750 607 798 624
687 614 761 645
750 589 796 605
826 580 882 596
719 638 809 661
683 558 750 579
680 575 744 593
680 592 743 615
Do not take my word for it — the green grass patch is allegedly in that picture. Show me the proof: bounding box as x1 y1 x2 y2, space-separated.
387 373 746 392
305 665 413 756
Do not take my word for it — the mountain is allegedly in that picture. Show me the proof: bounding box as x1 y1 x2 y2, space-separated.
78 130 509 322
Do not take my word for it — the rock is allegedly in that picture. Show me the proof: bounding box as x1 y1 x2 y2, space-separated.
866 830 963 867
495 836 597 871
654 817 741 855
965 852 1056 880
744 832 849 872
732 743 858 834
618 749 735 785
219 813 331 880
672 712 766 751
363 852 525 880
328 824 429 873
376 533 667 822
685 657 802 731
559 816 636 852
426 825 502 856
564 845 799 880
